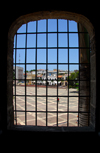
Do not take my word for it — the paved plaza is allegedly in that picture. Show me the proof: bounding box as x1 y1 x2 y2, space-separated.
13 86 79 127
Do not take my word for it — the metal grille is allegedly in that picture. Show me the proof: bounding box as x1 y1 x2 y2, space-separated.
13 19 90 127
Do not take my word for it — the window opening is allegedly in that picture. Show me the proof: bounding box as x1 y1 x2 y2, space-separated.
13 19 90 127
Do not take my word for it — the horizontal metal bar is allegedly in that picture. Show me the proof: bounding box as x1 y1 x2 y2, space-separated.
13 79 90 83
13 79 90 81
16 31 88 34
14 110 90 113
13 94 90 97
13 47 90 49
13 63 90 65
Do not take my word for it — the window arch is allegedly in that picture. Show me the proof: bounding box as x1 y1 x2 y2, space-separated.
7 11 96 132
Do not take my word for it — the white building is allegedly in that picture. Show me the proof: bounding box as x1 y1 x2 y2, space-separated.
31 71 35 74
48 70 57 76
13 66 24 79
37 69 46 75
42 74 57 81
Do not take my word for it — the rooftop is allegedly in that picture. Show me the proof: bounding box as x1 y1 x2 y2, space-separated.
37 69 45 71
37 75 43 77
48 70 57 72
58 75 63 78
23 73 27 75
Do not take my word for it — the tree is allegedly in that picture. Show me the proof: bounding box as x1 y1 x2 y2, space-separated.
68 71 79 88
75 82 79 91
75 71 79 80
30 69 35 72
68 71 79 80
13 71 15 79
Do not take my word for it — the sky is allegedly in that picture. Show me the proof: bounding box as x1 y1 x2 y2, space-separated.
13 19 79 72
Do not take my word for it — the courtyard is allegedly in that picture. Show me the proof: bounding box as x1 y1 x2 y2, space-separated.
13 86 79 127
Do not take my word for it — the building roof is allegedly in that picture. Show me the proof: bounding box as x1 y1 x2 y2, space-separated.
37 69 45 71
23 73 27 75
58 75 62 77
48 70 57 72
23 72 35 75
37 75 43 77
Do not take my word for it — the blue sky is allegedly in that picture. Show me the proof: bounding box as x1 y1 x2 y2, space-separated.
13 19 79 72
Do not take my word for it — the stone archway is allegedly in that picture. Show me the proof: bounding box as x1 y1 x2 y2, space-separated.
7 10 96 129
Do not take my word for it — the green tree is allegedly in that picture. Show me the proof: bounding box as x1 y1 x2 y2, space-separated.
75 71 79 80
68 71 79 81
30 69 35 72
13 71 15 79
68 71 79 88
75 83 79 91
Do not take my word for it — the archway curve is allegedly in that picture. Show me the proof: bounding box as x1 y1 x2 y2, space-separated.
8 10 95 40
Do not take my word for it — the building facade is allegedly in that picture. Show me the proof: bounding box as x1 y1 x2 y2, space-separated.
13 66 24 80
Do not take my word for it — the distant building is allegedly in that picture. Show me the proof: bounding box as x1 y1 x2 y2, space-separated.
53 69 57 71
37 69 46 75
58 70 68 75
13 66 23 79
48 70 57 76
42 74 56 81
58 75 63 79
74 70 79 73
23 72 35 84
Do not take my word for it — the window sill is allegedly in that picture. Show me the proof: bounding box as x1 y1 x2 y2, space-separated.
8 125 95 132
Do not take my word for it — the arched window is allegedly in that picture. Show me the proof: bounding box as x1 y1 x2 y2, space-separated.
7 11 96 132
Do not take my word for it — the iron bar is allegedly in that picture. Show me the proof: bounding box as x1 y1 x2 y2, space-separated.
25 23 28 125
15 34 17 125
67 20 69 127
46 19 48 126
14 95 90 97
78 23 80 127
14 110 89 113
13 62 90 65
35 21 38 126
14 80 90 82
13 47 90 49
57 19 58 126
16 31 88 35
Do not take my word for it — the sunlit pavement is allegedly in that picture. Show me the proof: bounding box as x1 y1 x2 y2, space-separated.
13 86 79 127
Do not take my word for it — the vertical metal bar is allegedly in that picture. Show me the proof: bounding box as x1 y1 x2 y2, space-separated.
15 34 17 125
46 19 48 126
78 23 80 127
57 19 58 127
25 23 27 125
35 21 38 126
67 20 69 127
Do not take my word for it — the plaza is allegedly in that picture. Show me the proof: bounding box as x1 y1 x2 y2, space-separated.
13 86 79 127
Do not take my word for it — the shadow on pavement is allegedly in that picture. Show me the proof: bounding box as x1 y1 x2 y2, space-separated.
69 91 79 93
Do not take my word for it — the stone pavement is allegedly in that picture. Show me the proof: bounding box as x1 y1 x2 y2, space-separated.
13 86 79 127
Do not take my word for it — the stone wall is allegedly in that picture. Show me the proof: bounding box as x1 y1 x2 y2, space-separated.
90 35 96 128
78 23 90 126
79 65 90 126
7 38 14 129
78 22 96 128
